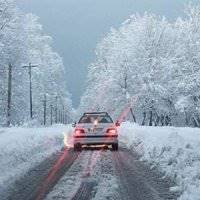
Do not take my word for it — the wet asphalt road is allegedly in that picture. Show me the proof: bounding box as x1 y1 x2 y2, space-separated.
5 146 179 200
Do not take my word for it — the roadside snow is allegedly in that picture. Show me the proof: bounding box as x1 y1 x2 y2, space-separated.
120 122 200 200
0 125 72 197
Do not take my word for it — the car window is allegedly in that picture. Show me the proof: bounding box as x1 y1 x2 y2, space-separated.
99 116 113 123
78 114 113 123
78 116 92 123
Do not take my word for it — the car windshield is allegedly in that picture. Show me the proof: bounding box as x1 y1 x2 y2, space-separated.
78 114 113 123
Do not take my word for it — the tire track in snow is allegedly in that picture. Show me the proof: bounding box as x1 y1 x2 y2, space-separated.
7 146 178 200
6 148 79 200
112 147 178 200
45 150 97 200
35 148 79 200
70 150 102 200
46 149 120 200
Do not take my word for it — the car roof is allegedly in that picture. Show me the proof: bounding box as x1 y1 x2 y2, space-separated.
83 112 109 115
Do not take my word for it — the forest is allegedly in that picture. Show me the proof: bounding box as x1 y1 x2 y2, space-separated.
79 4 200 127
0 0 73 126
1 1 200 128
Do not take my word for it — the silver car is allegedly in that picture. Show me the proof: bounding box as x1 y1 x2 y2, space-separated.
73 112 119 151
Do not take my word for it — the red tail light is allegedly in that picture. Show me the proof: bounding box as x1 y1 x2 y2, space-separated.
106 128 118 136
74 128 85 136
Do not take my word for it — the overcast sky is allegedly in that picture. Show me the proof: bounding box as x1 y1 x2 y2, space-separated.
17 0 198 107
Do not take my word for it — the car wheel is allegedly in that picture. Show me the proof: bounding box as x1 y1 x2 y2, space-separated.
74 143 82 151
112 143 118 151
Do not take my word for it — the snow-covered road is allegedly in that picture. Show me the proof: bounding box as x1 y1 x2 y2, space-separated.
5 147 178 200
0 125 72 200
1 123 200 200
46 148 119 200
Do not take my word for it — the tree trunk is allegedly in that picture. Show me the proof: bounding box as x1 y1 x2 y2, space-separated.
196 115 200 127
149 110 153 126
193 114 200 127
154 114 160 126
165 115 171 126
160 114 165 126
130 108 136 123
192 116 199 127
184 108 189 126
142 112 146 126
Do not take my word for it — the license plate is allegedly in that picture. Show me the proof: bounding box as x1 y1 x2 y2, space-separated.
88 128 103 133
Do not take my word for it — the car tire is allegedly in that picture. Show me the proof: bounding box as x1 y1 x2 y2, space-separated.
74 143 82 152
112 143 118 151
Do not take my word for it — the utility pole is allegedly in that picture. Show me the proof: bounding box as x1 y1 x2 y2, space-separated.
59 110 61 123
43 94 47 126
7 63 12 127
57 109 60 123
63 111 65 124
62 106 65 124
50 104 53 125
59 110 62 123
55 96 58 123
65 114 67 124
22 63 38 119
60 110 62 124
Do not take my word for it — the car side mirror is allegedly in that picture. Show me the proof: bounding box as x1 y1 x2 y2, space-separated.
115 121 120 127
72 122 76 127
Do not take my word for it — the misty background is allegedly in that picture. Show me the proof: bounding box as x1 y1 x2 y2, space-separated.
17 0 198 107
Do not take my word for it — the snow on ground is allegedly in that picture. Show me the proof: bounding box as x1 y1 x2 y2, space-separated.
1 122 199 200
91 151 119 200
0 125 72 197
46 151 93 200
46 150 119 200
120 122 200 200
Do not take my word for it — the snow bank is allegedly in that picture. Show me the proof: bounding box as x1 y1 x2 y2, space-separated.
120 122 200 200
0 125 72 196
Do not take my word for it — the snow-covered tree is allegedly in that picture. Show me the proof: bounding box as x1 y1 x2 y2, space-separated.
80 4 200 127
0 1 73 126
